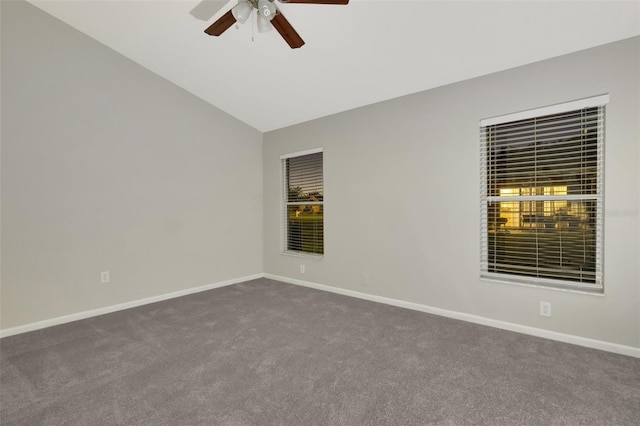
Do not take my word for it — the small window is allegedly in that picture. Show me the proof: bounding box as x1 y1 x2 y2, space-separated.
282 149 323 256
480 95 607 291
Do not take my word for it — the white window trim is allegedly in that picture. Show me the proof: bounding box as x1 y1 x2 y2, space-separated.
480 94 610 127
480 95 608 292
280 147 323 160
281 148 324 258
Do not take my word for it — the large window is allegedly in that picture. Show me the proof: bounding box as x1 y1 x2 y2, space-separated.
282 149 323 255
480 96 607 291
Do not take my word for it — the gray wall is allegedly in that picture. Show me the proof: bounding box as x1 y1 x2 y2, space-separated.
2 0 639 350
1 0 263 329
264 37 640 348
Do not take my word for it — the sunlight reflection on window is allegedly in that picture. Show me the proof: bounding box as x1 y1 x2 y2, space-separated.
499 186 570 228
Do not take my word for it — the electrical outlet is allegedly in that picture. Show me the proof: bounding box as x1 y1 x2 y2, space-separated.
540 301 552 317
361 273 370 288
100 271 110 284
299 264 305 274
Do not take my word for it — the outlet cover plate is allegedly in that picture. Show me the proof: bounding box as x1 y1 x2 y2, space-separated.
540 301 552 317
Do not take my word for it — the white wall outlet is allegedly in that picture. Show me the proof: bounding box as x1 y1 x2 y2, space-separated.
299 264 305 274
100 271 110 284
361 273 370 288
540 301 552 317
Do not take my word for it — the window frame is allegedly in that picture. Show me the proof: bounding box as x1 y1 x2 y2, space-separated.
281 148 324 258
480 95 608 292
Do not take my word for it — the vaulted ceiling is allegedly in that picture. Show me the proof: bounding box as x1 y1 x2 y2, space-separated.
27 0 640 132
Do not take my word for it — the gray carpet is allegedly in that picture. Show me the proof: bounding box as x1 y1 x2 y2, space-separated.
1 278 639 425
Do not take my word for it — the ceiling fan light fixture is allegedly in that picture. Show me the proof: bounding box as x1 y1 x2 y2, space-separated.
258 0 276 20
257 14 273 33
231 1 253 24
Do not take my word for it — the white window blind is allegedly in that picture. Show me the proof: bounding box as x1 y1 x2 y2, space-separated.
282 149 324 255
480 96 607 291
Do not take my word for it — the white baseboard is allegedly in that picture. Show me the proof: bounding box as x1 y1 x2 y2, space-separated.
4 272 639 359
0 274 264 338
264 273 640 359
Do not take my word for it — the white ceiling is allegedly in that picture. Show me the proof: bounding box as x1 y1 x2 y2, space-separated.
27 0 640 132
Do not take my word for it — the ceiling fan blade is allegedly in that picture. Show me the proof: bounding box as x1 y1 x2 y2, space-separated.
279 0 349 4
271 11 305 49
204 9 237 36
190 0 232 21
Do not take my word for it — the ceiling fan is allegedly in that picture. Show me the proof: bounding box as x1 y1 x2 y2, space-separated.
204 0 349 49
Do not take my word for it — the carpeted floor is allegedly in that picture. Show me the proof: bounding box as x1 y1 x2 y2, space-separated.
1 278 639 425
